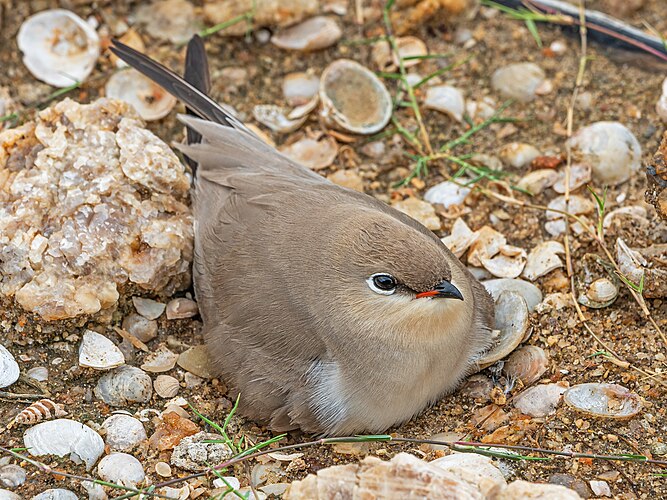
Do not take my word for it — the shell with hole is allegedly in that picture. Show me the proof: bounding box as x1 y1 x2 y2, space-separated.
563 383 642 419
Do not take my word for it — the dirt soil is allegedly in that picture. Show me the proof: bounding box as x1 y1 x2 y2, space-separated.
1 0 667 498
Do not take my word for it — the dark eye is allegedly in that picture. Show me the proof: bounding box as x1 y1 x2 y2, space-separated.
367 273 397 295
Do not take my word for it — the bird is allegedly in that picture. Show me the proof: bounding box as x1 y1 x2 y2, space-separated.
110 36 495 436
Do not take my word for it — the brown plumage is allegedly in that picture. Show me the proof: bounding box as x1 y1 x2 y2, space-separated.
110 37 495 436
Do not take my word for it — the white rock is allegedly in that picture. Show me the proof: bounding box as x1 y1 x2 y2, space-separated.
491 63 546 102
589 480 612 497
0 490 22 500
101 414 147 451
23 419 104 470
499 142 541 168
79 330 125 370
132 297 166 320
424 182 471 208
0 344 19 389
31 490 78 500
171 432 233 472
431 453 506 496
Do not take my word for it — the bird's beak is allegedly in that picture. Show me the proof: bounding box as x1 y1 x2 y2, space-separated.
415 281 464 300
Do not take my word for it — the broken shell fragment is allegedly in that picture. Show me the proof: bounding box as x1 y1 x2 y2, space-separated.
132 297 165 320
391 197 441 231
499 142 541 169
166 297 199 320
552 163 592 194
491 63 546 103
78 330 125 370
140 346 178 373
320 60 392 135
372 36 428 71
271 16 342 51
430 453 507 496
23 419 104 470
482 278 542 312
424 85 465 122
503 346 549 386
522 241 565 281
282 72 320 106
0 344 19 389
253 105 308 133
514 383 567 418
17 9 100 87
602 206 648 230
516 169 558 195
564 383 642 419
441 219 478 258
468 226 526 278
279 136 339 170
105 69 176 121
478 291 530 366
545 195 595 236
425 182 471 209
135 0 198 44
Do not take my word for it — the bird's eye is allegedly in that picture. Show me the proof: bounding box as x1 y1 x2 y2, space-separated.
367 273 397 295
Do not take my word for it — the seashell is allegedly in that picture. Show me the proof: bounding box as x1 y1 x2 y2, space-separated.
17 9 100 88
580 278 619 308
320 60 392 135
458 374 493 400
132 297 165 320
105 69 176 121
97 452 145 487
155 375 180 398
616 237 646 286
563 383 642 419
327 169 364 192
253 104 308 133
468 226 526 279
491 62 546 103
155 461 172 477
0 464 26 488
109 29 145 68
95 365 153 406
482 278 542 312
441 218 478 258
157 486 190 500
566 121 641 185
496 480 582 499
280 136 339 170
26 366 48 382
122 313 158 343
535 292 572 312
0 344 19 389
425 182 471 209
503 346 549 386
81 480 107 500
135 0 198 44
171 432 233 472
430 453 506 496
657 94 667 123
31 489 79 500
0 489 21 500
478 291 530 366
283 72 320 106
284 452 483 499
552 163 592 194
141 345 178 373
522 241 565 281
214 476 242 489
514 382 567 418
391 197 441 231
271 16 342 51
424 85 465 122
516 169 558 195
166 297 198 320
79 330 125 370
101 414 147 451
466 97 497 122
499 142 541 169
372 36 428 71
12 399 67 426
602 206 648 230
545 194 595 236
23 419 104 470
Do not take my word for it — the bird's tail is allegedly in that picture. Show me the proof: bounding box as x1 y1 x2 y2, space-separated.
182 35 211 170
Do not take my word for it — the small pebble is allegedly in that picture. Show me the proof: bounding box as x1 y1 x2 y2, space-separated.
133 297 166 320
166 298 199 320
589 480 612 497
491 62 546 102
122 314 158 343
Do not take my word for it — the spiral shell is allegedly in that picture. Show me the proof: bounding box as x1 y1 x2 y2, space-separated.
12 399 67 426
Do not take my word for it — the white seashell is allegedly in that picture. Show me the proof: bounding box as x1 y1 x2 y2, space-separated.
23 419 104 470
13 399 67 426
424 181 471 209
481 246 527 279
491 62 546 102
0 344 19 389
430 453 506 496
514 382 567 418
602 206 648 229
285 452 483 499
657 94 667 123
171 432 233 472
283 72 320 106
522 241 565 281
132 297 165 320
105 69 176 121
26 366 48 382
0 489 21 500
516 169 558 195
135 0 198 44
154 375 180 398
81 480 107 500
391 197 441 231
590 480 612 497
372 37 428 71
280 137 339 170
101 414 147 451
79 330 125 370
17 9 100 88
564 383 642 419
503 346 549 386
579 278 619 308
253 105 307 133
478 291 530 366
615 237 646 285
166 297 198 320
467 226 506 267
466 97 497 121
155 461 172 477
320 59 392 135
31 489 79 500
482 278 542 312
499 142 541 169
424 85 465 122
566 121 641 185
496 480 582 499
95 365 153 406
214 476 241 489
271 16 342 51
545 194 595 236
441 218 478 258
141 345 178 373
535 292 572 312
552 163 592 194
157 486 190 500
97 453 145 487
0 464 26 488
